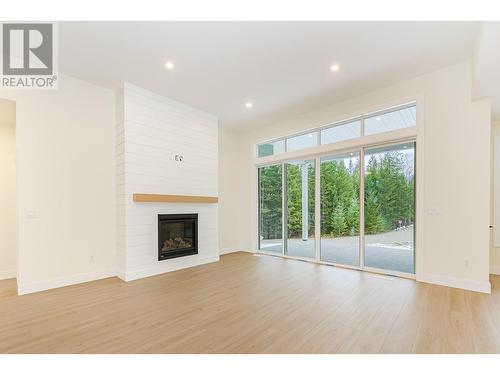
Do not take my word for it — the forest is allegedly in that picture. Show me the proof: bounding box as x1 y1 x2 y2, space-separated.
259 149 414 240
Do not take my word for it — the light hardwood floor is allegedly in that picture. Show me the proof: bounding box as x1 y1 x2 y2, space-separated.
1 252 500 353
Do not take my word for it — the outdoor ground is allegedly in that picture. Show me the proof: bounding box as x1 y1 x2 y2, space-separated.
260 226 414 274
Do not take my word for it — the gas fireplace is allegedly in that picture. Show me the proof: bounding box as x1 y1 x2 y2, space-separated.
158 214 198 260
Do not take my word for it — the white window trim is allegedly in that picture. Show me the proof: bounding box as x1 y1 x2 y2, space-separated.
251 95 425 282
256 101 417 159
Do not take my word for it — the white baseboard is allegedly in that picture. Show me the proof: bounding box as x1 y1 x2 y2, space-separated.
219 248 254 255
123 254 220 282
219 248 237 255
117 269 127 281
0 269 16 280
17 268 117 295
490 265 500 275
418 273 491 294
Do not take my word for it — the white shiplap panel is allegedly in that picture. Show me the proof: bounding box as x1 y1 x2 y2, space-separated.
124 147 217 169
119 83 219 280
123 142 217 165
124 110 216 140
124 107 217 139
124 122 217 153
123 134 217 158
124 169 217 187
123 99 217 130
124 112 217 139
116 89 127 275
125 209 217 226
124 83 217 125
123 160 217 179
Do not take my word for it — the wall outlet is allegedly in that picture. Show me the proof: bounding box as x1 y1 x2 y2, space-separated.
89 255 95 263
464 258 471 268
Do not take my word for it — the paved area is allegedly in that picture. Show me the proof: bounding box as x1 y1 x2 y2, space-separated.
261 226 414 273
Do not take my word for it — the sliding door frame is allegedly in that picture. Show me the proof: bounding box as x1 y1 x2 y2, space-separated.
283 159 316 258
257 162 285 255
359 147 366 271
361 140 416 277
314 157 321 261
254 97 424 280
282 162 287 255
257 137 418 279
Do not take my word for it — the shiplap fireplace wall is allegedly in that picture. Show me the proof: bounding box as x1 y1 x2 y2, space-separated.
116 83 219 281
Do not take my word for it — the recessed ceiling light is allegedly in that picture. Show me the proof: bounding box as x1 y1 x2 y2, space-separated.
165 61 174 70
330 64 340 72
245 102 253 109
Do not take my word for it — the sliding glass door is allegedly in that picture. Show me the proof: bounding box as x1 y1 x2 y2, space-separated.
363 142 415 274
258 164 283 253
285 159 315 258
320 152 360 266
257 141 415 276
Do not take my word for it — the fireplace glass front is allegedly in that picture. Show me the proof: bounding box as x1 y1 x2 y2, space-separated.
158 214 198 260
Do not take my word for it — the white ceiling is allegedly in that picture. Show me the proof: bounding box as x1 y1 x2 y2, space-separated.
59 21 481 128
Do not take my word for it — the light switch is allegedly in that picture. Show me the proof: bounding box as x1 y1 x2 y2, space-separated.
26 210 39 219
427 207 441 216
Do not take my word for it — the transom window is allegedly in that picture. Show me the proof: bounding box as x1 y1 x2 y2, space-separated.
256 103 416 158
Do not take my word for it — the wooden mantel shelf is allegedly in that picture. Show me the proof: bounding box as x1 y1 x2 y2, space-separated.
133 193 218 204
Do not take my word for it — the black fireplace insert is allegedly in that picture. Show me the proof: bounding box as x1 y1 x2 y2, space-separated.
158 213 198 260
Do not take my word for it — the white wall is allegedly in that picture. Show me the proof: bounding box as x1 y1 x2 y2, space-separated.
0 99 16 280
491 121 500 274
0 74 116 294
0 60 490 294
117 83 219 281
219 126 246 254
220 60 492 293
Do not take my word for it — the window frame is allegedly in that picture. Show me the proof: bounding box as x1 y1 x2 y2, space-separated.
256 101 416 158
256 138 417 279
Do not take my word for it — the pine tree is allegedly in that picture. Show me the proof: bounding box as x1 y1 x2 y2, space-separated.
364 191 384 234
331 203 347 237
260 148 414 241
259 165 282 239
286 164 302 237
346 196 360 235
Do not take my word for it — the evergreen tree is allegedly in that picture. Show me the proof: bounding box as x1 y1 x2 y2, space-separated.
260 147 414 240
286 164 301 237
331 203 347 237
346 196 360 235
259 165 282 239
285 162 315 238
364 190 385 234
